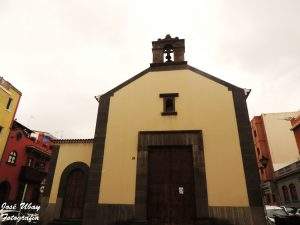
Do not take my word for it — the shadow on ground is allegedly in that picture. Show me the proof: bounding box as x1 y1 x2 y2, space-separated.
114 218 234 225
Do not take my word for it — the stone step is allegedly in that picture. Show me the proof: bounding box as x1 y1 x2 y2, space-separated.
47 218 234 225
47 219 82 225
115 218 230 225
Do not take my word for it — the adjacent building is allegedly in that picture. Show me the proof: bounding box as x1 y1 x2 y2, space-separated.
251 111 300 207
274 160 300 208
40 138 93 223
0 77 22 159
291 114 300 154
42 35 265 225
274 114 300 208
0 121 54 204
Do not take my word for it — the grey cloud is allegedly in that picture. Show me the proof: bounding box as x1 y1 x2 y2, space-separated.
1 0 299 138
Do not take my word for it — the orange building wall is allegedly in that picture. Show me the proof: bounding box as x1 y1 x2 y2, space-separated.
251 116 274 182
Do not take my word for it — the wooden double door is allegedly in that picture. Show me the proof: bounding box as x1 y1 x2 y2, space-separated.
147 146 197 225
61 169 87 219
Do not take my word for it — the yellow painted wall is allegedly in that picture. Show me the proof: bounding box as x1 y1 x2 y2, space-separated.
262 112 300 171
99 69 249 207
49 142 93 203
0 81 21 159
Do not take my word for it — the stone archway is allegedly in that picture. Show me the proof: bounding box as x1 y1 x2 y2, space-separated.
57 162 89 219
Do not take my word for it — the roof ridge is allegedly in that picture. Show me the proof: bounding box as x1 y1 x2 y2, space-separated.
53 138 94 144
98 64 244 99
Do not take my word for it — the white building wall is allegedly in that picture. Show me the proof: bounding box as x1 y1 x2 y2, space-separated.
262 111 300 171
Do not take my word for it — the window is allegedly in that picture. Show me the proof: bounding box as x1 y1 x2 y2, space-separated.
272 194 276 203
253 130 257 137
282 186 290 202
16 131 22 141
256 147 260 156
259 168 265 177
27 158 33 167
34 161 40 169
7 151 17 165
159 93 178 116
265 193 271 204
289 183 298 202
39 162 45 170
6 98 13 110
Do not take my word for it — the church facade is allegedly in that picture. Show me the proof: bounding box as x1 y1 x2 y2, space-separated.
43 35 266 225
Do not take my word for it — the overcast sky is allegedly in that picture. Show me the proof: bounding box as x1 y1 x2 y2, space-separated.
1 0 299 138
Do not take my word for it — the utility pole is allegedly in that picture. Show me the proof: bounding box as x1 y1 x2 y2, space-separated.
15 183 28 224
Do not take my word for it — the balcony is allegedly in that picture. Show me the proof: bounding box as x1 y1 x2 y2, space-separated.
26 145 51 160
19 166 47 184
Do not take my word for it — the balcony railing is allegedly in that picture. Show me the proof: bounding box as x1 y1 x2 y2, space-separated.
19 166 47 184
26 146 51 160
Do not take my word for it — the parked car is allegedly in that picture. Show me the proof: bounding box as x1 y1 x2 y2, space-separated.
295 208 300 216
280 206 297 215
265 205 289 224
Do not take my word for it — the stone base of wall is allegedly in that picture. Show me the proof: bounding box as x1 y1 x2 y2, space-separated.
208 206 266 225
41 203 135 225
94 204 135 225
40 203 57 225
41 203 266 225
40 197 63 225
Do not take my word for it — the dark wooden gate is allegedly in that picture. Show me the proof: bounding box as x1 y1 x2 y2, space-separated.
0 181 10 203
61 169 86 219
147 146 196 225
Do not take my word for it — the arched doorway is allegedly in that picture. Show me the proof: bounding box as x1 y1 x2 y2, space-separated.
0 181 11 203
31 185 41 204
58 162 89 219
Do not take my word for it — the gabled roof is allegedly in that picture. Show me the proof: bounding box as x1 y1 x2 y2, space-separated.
13 120 34 133
0 76 22 95
98 63 249 99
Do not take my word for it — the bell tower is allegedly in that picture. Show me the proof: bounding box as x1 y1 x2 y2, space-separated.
150 34 187 67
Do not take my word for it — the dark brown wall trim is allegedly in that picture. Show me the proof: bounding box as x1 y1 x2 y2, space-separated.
231 88 263 207
187 66 240 91
102 69 151 97
210 206 266 225
136 130 208 222
159 93 179 97
82 95 111 225
161 112 177 116
94 204 135 225
150 62 188 71
99 64 245 99
43 144 60 197
150 61 187 68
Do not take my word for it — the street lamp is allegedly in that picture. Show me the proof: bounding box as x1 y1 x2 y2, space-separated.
259 156 269 168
